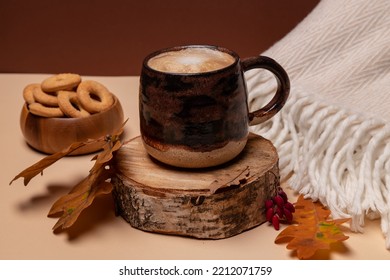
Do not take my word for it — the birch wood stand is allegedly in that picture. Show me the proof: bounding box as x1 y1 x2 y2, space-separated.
112 133 280 239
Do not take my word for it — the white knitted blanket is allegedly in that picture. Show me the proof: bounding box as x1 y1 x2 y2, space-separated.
246 0 390 249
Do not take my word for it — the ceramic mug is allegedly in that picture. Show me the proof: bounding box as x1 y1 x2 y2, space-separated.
139 45 290 168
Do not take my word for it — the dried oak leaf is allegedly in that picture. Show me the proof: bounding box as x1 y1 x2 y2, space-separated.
48 163 113 231
208 166 250 194
9 139 104 186
10 120 127 231
48 124 126 231
275 194 350 259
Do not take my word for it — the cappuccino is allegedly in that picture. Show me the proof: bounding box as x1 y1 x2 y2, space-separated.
147 47 236 74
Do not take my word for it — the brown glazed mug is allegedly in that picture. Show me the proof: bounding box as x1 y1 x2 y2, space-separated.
139 45 290 168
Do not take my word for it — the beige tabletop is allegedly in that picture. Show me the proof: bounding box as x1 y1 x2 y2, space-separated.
1 73 389 260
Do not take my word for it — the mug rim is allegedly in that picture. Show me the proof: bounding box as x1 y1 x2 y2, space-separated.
142 44 240 76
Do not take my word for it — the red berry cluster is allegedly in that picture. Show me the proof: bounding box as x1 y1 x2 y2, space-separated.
265 188 295 230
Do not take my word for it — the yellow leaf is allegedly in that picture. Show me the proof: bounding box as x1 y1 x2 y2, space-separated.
275 195 350 259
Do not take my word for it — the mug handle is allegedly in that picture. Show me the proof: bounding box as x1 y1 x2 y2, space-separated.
241 56 290 126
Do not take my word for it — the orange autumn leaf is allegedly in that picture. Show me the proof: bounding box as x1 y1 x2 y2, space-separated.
275 194 350 259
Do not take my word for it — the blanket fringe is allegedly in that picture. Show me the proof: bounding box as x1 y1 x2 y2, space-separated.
248 76 390 249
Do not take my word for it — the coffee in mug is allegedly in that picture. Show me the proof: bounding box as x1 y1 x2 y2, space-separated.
139 45 290 168
147 47 236 73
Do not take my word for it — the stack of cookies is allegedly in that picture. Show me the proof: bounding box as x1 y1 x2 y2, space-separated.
23 73 115 118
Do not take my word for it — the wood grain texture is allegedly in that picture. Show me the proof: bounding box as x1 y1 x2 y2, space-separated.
20 96 124 155
112 133 280 239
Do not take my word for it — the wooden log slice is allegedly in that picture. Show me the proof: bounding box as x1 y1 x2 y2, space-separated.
112 133 280 239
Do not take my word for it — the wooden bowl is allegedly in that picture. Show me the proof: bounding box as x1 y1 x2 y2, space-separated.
20 96 124 155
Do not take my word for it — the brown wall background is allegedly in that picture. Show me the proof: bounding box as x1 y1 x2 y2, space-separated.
0 0 319 76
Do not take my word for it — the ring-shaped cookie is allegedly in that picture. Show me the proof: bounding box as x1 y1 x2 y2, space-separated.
41 73 82 92
58 91 91 118
33 86 59 106
28 103 64 118
77 80 114 113
23 83 39 104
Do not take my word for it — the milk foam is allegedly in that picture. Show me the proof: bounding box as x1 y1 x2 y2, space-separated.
147 47 236 73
